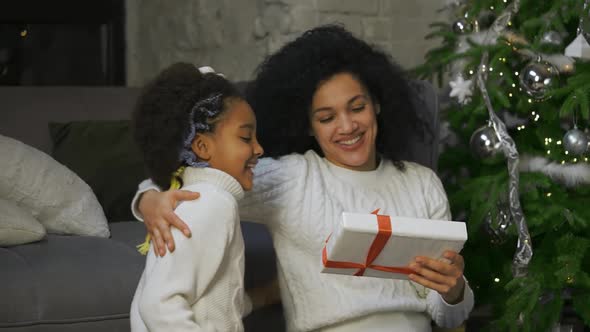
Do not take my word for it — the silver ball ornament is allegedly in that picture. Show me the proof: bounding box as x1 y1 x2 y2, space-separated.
470 125 502 159
563 128 589 156
519 59 560 100
452 18 473 34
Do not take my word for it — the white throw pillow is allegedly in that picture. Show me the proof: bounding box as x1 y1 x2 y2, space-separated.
0 134 109 237
0 198 46 246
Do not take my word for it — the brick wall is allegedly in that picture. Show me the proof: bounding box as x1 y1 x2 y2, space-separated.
126 0 446 86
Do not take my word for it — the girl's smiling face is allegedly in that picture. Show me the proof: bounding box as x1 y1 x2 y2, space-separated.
194 98 264 190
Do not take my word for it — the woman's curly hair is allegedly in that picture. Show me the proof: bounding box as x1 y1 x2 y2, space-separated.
246 24 431 170
132 62 241 188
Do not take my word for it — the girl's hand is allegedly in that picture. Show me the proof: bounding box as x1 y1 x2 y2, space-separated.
138 189 200 256
408 251 466 304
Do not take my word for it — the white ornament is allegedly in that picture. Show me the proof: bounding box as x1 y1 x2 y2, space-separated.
564 34 590 59
449 75 473 104
543 54 575 74
520 155 590 187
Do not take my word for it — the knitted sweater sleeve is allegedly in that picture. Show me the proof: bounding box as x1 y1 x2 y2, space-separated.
130 178 160 222
130 155 302 223
137 189 236 331
238 155 303 224
422 169 475 328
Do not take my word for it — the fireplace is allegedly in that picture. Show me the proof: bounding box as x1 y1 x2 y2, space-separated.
0 0 125 85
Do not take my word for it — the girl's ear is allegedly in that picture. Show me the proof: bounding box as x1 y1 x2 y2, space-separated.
191 133 212 161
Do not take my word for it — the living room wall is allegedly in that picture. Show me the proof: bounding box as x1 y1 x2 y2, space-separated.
126 0 446 86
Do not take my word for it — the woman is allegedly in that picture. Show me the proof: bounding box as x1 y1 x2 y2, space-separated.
133 25 474 331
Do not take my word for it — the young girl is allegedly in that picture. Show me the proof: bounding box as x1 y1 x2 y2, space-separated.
129 63 263 332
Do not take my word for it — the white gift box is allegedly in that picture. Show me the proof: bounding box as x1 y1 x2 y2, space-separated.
321 212 468 280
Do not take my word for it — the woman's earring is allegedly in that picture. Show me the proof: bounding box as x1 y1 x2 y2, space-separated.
375 104 381 115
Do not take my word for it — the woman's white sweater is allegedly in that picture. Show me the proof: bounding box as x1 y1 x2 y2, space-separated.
133 151 474 331
130 167 248 332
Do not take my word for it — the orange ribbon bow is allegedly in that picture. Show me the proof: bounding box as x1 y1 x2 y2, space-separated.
322 209 414 277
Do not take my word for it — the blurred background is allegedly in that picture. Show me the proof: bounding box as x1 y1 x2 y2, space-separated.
0 0 446 86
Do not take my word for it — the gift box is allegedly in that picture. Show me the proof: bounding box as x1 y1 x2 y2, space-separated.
321 211 468 280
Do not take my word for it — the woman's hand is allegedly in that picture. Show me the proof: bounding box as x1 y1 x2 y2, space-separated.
408 251 466 304
138 189 200 256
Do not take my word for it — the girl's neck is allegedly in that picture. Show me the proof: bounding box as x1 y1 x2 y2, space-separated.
181 167 244 200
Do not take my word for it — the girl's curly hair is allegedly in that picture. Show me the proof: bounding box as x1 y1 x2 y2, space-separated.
132 62 241 188
246 24 431 170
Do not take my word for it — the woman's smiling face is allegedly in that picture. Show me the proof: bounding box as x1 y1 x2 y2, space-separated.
309 72 379 171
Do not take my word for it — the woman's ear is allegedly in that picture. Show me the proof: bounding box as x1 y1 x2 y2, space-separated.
191 133 212 161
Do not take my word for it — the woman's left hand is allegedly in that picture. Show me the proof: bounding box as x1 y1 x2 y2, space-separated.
408 251 465 304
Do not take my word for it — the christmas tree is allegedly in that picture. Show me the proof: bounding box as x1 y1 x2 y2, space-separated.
414 0 590 330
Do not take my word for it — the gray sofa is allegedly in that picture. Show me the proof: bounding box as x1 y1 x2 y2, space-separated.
0 81 441 332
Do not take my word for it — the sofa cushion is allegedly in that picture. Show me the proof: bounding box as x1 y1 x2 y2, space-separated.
0 222 145 329
0 221 280 329
0 134 109 237
0 198 46 247
49 120 147 222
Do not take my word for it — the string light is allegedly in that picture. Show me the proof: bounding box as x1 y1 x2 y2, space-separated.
514 71 519 76
561 160 566 164
557 140 562 145
494 277 500 282
547 150 551 154
565 151 569 155
469 70 474 75
546 192 552 197
20 30 27 37
527 98 533 103
499 72 504 76
512 83 516 88
509 93 513 97
573 158 578 163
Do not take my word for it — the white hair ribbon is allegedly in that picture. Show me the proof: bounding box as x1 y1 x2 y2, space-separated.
197 66 225 78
